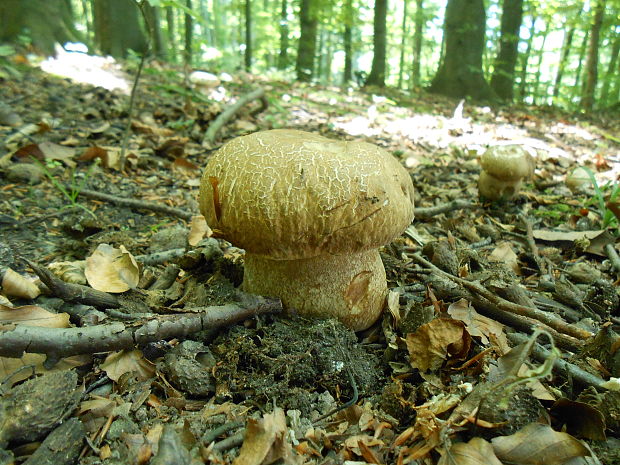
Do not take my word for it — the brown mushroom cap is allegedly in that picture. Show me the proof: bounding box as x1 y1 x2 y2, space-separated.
199 129 415 260
479 145 534 181
199 129 415 330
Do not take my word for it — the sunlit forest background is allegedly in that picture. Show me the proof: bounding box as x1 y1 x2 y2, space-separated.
0 0 618 111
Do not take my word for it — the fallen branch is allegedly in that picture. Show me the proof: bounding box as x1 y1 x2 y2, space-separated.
408 252 591 344
203 88 267 145
414 200 479 220
0 295 282 359
76 188 194 221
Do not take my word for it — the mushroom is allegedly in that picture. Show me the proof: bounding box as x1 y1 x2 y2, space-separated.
199 129 415 330
478 145 535 201
565 166 592 193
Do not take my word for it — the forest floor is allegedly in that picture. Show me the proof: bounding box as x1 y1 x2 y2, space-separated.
0 54 620 465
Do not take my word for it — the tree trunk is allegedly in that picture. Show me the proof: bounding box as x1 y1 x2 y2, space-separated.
342 0 353 84
581 0 606 111
397 0 408 89
143 3 165 59
94 0 147 58
532 23 549 104
366 0 388 87
245 0 252 71
517 15 536 100
183 0 192 66
410 0 424 88
277 0 289 69
600 32 620 104
428 0 496 101
166 7 177 62
0 0 82 55
572 30 590 100
552 7 581 99
490 0 524 100
296 0 318 82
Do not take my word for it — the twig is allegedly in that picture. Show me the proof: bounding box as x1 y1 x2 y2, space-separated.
414 200 479 220
201 421 244 446
25 258 120 310
211 431 245 452
76 188 194 221
408 252 591 342
17 206 82 227
520 214 546 274
605 243 620 274
203 88 267 145
0 295 282 359
135 248 187 265
506 332 607 391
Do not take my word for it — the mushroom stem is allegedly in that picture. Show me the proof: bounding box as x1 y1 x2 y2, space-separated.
243 250 387 331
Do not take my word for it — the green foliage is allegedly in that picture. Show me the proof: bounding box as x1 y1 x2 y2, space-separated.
583 167 620 229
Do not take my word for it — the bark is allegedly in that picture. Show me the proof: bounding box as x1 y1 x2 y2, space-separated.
410 0 424 88
366 0 388 87
428 0 496 101
532 23 549 104
143 3 165 59
0 0 81 55
397 0 409 89
296 0 319 82
600 32 619 103
277 0 289 69
94 0 147 58
342 0 354 84
517 15 536 100
553 4 583 99
490 0 524 100
573 30 590 99
581 0 606 111
183 0 193 66
166 6 177 62
245 0 252 71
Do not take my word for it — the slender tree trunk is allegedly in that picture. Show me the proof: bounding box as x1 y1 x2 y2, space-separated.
316 25 325 79
490 0 524 100
532 23 549 105
552 9 581 99
165 7 177 62
397 0 408 89
94 0 146 58
573 30 590 101
324 29 333 82
342 0 353 84
245 0 252 71
296 0 318 81
517 15 536 100
277 0 289 69
183 0 192 66
601 32 620 104
143 3 165 59
581 0 606 111
410 0 424 88
428 0 496 101
366 0 388 87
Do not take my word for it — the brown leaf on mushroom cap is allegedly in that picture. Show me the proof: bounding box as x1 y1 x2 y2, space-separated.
199 129 415 260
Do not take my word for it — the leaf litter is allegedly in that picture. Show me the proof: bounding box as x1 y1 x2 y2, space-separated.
0 59 619 464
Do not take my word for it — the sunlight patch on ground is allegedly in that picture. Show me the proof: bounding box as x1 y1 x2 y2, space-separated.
39 44 130 94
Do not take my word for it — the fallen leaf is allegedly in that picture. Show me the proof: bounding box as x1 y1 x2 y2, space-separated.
491 423 590 465
406 318 471 372
85 244 140 293
438 437 503 465
188 215 211 246
101 350 155 382
1 268 40 299
232 407 293 465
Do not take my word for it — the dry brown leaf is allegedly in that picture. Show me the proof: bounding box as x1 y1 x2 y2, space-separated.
188 215 212 246
1 268 40 299
488 241 520 274
101 350 155 382
0 304 70 327
447 299 506 347
38 141 76 167
438 437 503 465
491 423 590 465
406 318 471 372
232 407 294 465
0 354 90 387
48 260 87 285
85 244 140 293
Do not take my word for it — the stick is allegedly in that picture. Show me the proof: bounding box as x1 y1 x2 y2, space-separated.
75 188 194 221
203 88 267 145
414 200 479 220
0 296 282 359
